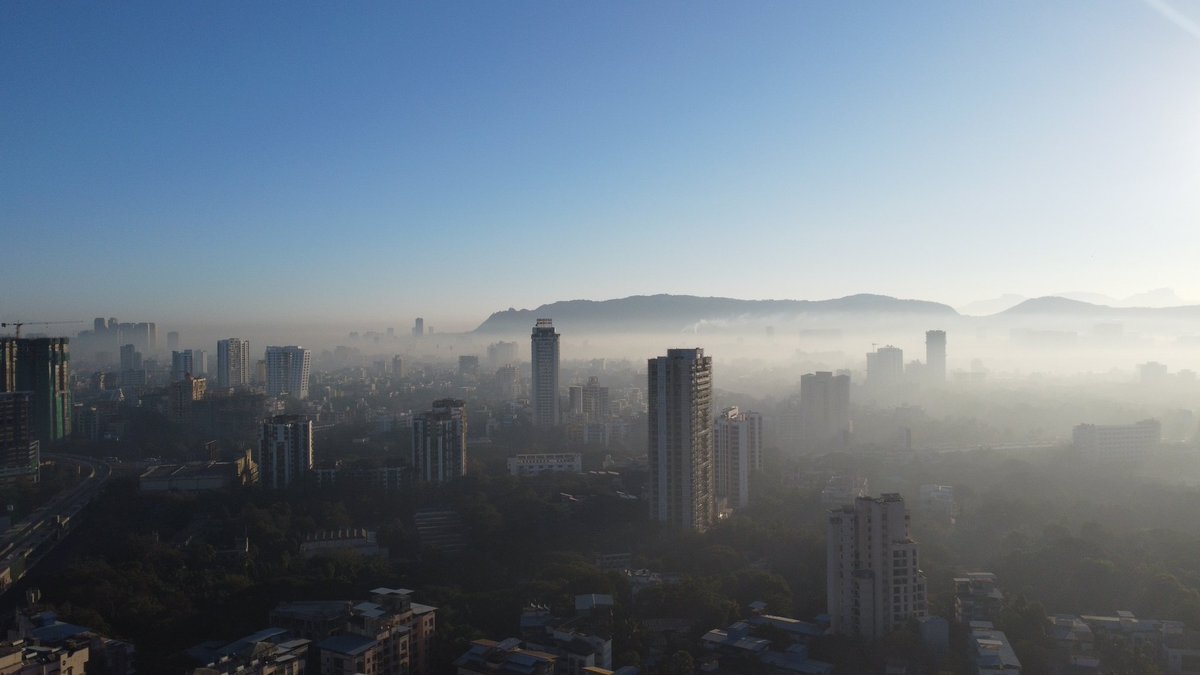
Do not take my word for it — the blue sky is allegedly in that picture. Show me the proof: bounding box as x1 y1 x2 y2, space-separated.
3 1 1199 329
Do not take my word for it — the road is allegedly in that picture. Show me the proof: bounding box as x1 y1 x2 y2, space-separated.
0 453 111 595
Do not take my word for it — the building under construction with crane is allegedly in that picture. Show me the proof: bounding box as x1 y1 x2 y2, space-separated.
0 335 72 446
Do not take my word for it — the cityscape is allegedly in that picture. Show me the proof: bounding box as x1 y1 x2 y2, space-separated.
5 2 1200 674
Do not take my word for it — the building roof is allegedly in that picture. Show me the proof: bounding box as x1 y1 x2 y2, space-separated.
319 633 377 656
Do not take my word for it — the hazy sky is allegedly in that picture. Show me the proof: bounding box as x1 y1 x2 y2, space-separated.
3 2 1199 330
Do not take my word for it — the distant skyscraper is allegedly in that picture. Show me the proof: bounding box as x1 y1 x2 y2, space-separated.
648 348 714 532
119 343 141 372
265 346 312 399
166 331 180 352
192 349 208 377
170 350 194 382
926 330 946 382
827 493 927 640
391 355 404 378
581 376 609 422
257 414 313 489
714 406 762 511
412 399 467 483
487 341 520 367
800 371 851 451
0 338 71 445
217 338 250 389
530 319 560 426
413 318 424 337
866 345 904 386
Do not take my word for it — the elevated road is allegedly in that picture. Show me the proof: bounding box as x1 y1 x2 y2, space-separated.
0 454 111 595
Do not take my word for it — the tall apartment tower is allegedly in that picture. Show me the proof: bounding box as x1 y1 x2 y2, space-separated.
0 392 40 484
257 414 313 489
412 399 467 483
170 350 194 382
714 406 762 511
0 338 71 445
217 338 250 389
866 345 904 387
413 318 424 337
530 319 560 426
647 348 715 532
827 493 928 640
265 346 311 400
800 371 851 451
926 330 946 382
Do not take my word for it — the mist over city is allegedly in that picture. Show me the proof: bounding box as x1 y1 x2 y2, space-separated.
5 2 1200 674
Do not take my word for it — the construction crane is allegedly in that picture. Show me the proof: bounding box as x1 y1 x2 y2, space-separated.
0 321 83 339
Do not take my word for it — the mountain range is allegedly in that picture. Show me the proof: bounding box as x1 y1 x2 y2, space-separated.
473 292 1200 335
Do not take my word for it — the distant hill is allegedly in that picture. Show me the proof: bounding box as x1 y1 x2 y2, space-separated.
999 296 1200 318
957 294 1027 316
473 294 958 334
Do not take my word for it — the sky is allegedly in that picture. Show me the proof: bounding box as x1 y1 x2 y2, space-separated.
3 1 1200 331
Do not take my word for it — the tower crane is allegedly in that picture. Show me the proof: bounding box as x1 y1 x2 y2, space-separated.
0 321 83 339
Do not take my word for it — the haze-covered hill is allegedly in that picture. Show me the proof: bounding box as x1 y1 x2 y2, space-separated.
473 294 958 335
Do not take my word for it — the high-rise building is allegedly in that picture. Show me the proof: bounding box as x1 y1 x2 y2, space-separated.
800 371 851 451
714 406 762 511
827 493 927 640
192 349 208 377
458 355 479 379
265 346 311 399
0 338 71 445
257 414 313 488
581 376 609 422
412 399 467 483
866 345 904 387
487 341 519 368
0 392 39 484
217 338 250 389
391 355 404 379
531 319 560 426
926 330 946 382
166 331 180 352
170 350 194 382
413 318 424 337
168 374 206 423
119 343 141 372
647 348 714 532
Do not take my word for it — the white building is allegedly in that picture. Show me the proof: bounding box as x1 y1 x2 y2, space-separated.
217 337 250 389
531 319 560 426
412 399 467 483
648 348 715 532
827 493 927 640
714 406 762 512
866 346 904 387
257 414 313 489
926 330 946 382
507 453 582 477
800 371 851 451
265 345 312 400
1072 420 1160 460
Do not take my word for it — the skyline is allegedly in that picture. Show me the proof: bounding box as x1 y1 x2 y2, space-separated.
4 2 1200 324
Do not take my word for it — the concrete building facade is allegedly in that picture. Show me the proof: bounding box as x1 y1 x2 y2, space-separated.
647 348 715 532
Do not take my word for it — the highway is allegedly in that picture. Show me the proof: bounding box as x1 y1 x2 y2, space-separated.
0 453 111 595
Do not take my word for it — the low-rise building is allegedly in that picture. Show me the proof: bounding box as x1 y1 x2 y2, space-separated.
955 573 1004 625
454 638 557 675
186 628 308 674
299 529 385 559
507 453 583 478
969 622 1021 674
